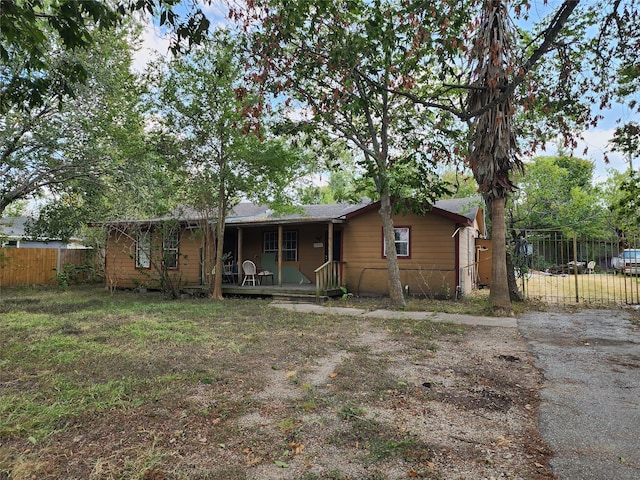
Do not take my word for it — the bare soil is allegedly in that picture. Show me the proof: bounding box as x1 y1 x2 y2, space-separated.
2 311 552 480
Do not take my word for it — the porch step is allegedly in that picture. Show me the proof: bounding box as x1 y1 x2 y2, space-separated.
181 285 209 297
221 284 343 300
272 292 329 302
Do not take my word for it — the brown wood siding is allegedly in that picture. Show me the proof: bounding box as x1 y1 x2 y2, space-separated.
342 208 458 297
104 226 202 289
476 238 492 286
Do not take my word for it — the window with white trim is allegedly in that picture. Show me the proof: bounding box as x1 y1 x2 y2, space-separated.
383 227 410 258
263 230 298 261
282 231 298 261
163 228 179 269
264 231 278 255
136 230 151 268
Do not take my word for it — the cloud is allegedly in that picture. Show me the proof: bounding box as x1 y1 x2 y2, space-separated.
131 21 172 73
539 128 630 183
577 129 629 179
130 1 231 73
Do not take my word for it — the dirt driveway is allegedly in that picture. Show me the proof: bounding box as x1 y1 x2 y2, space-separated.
263 302 553 480
519 309 640 480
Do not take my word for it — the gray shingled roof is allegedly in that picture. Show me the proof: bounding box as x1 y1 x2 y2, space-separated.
227 202 370 226
433 197 483 223
0 216 85 242
0 216 31 239
96 197 482 227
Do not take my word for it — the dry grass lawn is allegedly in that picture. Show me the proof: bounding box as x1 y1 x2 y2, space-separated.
522 271 640 306
1 286 552 479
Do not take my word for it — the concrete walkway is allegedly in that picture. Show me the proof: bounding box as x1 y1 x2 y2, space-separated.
269 301 518 328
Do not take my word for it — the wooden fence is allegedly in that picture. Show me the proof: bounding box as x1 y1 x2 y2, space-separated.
0 248 97 287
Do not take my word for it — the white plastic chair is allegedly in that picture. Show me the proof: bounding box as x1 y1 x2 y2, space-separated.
587 261 596 274
241 260 258 286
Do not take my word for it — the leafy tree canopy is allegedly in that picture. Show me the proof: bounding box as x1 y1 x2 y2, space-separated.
604 169 640 233
146 30 309 298
511 155 608 237
1 25 169 242
0 0 211 113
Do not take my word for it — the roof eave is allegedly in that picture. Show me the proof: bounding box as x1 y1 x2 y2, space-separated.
228 217 346 228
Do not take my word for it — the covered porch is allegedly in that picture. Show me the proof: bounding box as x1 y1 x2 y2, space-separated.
217 213 345 298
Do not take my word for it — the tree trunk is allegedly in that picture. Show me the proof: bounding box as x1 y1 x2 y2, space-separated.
506 250 523 302
210 222 225 300
210 184 227 300
204 220 216 295
489 196 513 316
379 191 406 308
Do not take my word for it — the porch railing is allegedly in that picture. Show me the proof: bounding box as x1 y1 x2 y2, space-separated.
314 260 342 295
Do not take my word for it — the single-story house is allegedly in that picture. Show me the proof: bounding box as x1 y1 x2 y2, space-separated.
97 197 485 298
0 216 86 249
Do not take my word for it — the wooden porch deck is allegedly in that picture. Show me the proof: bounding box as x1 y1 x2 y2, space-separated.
224 283 343 300
182 283 343 300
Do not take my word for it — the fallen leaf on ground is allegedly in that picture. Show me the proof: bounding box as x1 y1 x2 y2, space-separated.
289 442 305 454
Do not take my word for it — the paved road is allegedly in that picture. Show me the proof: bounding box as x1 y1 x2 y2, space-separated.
519 309 640 480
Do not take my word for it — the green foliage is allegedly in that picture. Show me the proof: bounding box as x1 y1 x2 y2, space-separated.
440 170 480 199
511 155 608 236
609 122 640 170
0 0 210 113
247 0 460 209
338 404 366 420
339 286 354 301
609 170 640 232
1 26 168 239
147 30 309 297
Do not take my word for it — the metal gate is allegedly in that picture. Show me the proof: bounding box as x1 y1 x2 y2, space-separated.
517 230 640 305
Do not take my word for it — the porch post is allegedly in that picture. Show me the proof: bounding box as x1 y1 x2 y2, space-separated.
237 227 243 285
278 225 283 287
328 222 334 263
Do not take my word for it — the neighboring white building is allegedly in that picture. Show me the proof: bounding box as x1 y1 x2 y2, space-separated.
0 217 87 249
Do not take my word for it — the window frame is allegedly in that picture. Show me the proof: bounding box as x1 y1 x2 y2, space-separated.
136 230 151 269
162 228 180 270
382 226 411 259
282 230 298 262
263 231 278 256
263 230 298 262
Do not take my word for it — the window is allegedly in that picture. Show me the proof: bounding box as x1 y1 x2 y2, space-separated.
263 230 298 261
163 229 179 269
264 231 278 255
136 230 151 268
383 227 410 258
282 231 298 261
